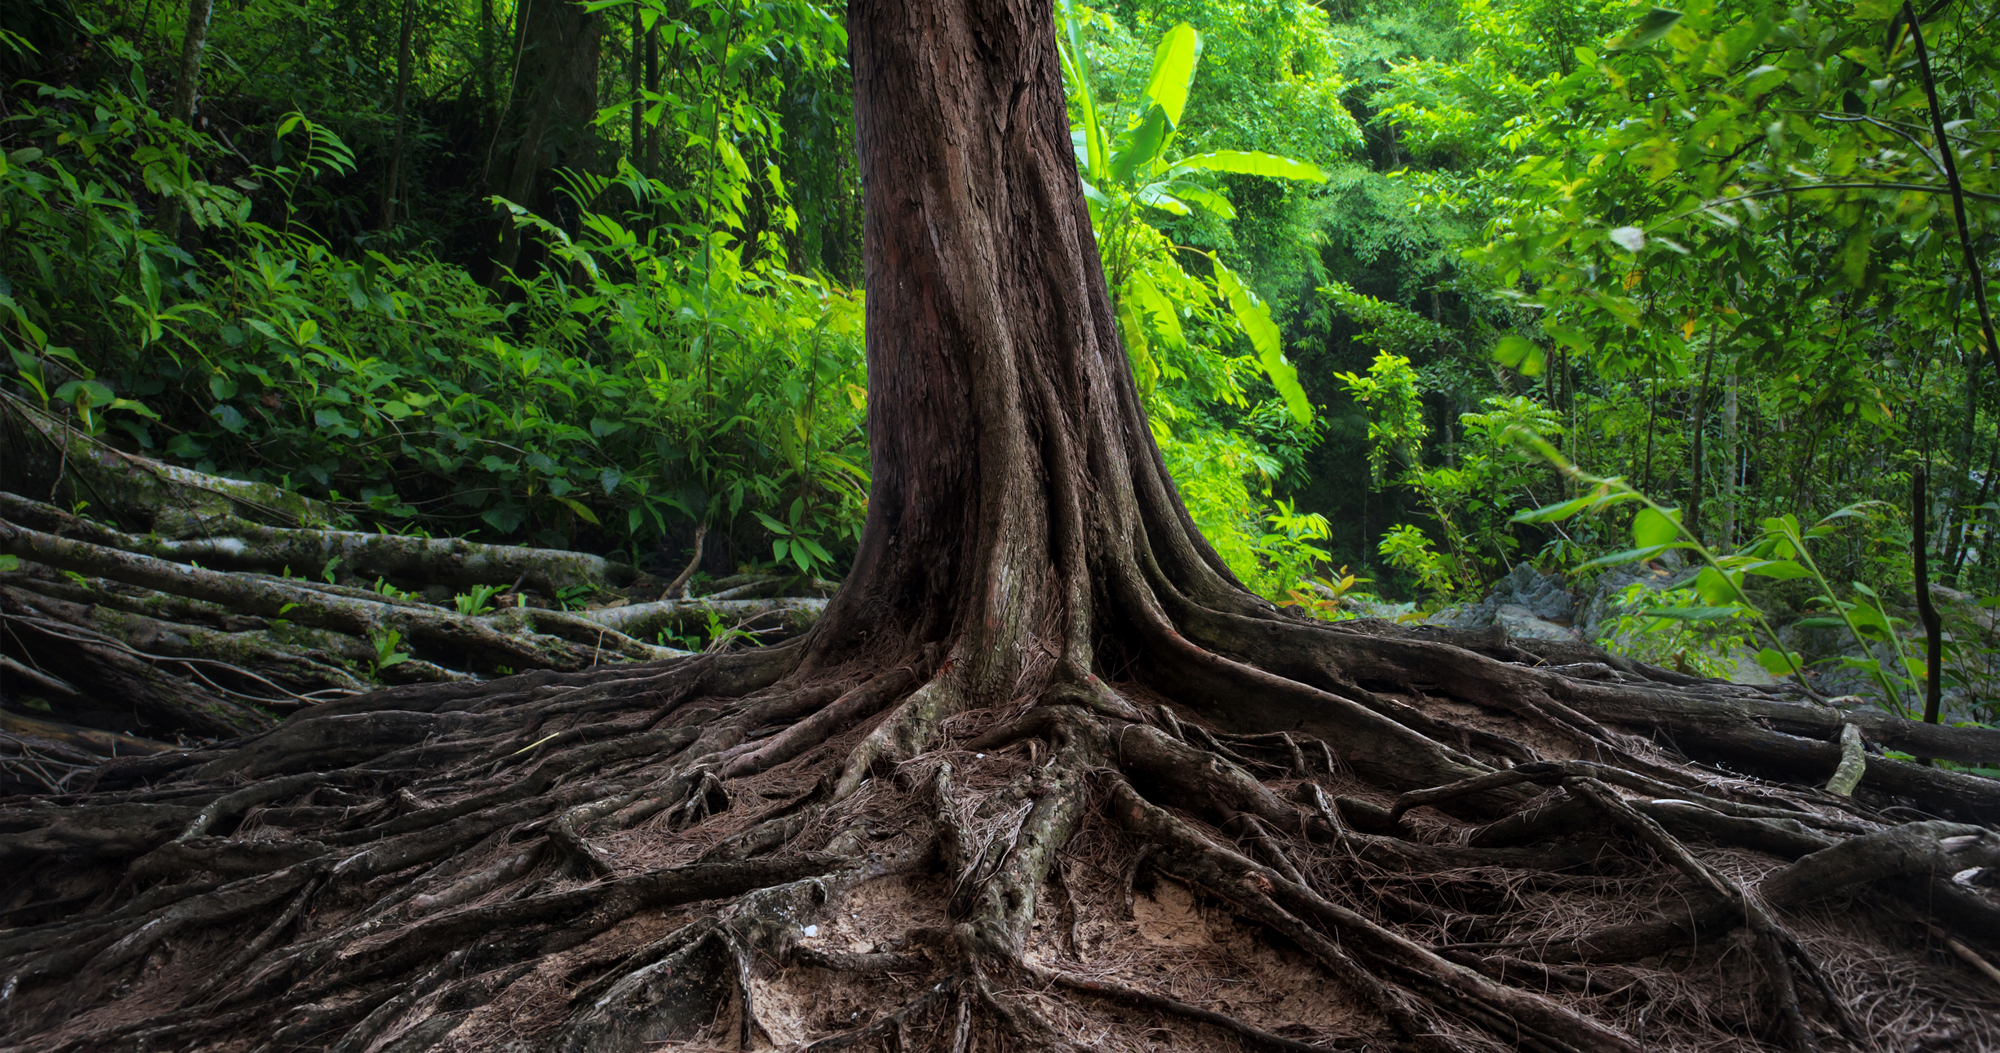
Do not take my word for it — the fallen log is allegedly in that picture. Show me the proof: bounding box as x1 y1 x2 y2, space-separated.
0 491 633 595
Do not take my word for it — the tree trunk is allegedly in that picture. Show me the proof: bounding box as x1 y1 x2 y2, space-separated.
377 0 417 231
1686 315 1717 538
627 1 642 175
1720 356 1740 548
478 0 496 117
156 0 216 237
4 1 1999 1050
489 0 602 281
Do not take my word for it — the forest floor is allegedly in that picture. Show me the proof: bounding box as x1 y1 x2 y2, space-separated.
4 407 2000 1053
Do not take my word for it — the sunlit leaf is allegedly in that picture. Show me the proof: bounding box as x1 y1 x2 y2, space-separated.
1494 334 1544 376
1610 7 1683 49
1175 151 1326 182
1140 23 1200 129
1631 507 1681 548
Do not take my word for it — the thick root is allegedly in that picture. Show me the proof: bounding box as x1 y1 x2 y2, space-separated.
3 614 1999 1053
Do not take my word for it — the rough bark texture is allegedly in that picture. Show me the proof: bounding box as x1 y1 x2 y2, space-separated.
3 0 2000 1050
489 0 602 279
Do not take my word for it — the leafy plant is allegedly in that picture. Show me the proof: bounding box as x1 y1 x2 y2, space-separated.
1058 4 1322 425
1248 498 1334 600
1602 582 1758 679
1379 523 1457 603
1513 433 1935 711
454 584 503 617
372 577 418 602
369 628 411 673
555 585 599 612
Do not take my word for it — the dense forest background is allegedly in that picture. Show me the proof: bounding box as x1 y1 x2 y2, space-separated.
2 0 1997 719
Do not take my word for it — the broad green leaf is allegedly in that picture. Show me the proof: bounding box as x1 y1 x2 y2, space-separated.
1057 0 1106 180
1164 180 1235 219
1611 8 1683 50
1512 494 1598 524
1109 107 1170 187
1215 259 1310 424
1214 260 1277 359
1631 507 1681 548
1494 335 1544 376
1742 559 1812 579
1577 543 1687 569
1694 566 1745 605
1140 23 1200 129
1128 271 1186 352
481 505 525 533
1640 606 1742 622
1840 229 1870 288
1794 617 1849 629
138 252 162 313
1175 151 1327 182
553 496 601 525
1135 183 1190 215
1756 647 1804 676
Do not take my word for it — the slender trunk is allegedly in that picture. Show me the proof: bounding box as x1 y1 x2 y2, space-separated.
1945 344 1981 580
1903 2 2000 410
479 0 497 116
480 0 534 193
1640 358 1659 496
628 3 642 171
1720 358 1739 549
1950 437 2000 581
1687 318 1717 538
158 0 217 236
1914 469 1945 730
378 0 417 232
644 23 659 178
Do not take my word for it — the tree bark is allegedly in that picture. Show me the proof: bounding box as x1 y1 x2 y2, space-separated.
1720 356 1740 548
488 0 602 281
156 0 216 236
377 0 417 231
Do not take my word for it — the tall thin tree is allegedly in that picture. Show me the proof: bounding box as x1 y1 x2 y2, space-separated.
157 0 216 236
378 0 418 231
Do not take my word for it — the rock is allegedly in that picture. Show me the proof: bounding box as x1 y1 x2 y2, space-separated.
1440 564 1576 631
1575 564 1691 638
1339 596 1418 621
1494 603 1581 643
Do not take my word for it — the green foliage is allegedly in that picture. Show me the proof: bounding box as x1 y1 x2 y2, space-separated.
454 584 504 617
1337 350 1563 592
1602 582 1758 678
1378 522 1456 600
1059 5 1322 425
369 628 412 672
1 45 867 579
1059 5 1339 598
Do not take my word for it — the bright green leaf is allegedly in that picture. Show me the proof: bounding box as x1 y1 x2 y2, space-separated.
1611 8 1683 50
1140 23 1200 129
1175 151 1326 182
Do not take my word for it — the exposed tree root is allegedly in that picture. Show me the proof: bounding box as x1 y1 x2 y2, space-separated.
3 618 1996 1052
0 486 827 750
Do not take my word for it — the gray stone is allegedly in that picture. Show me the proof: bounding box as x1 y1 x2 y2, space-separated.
1443 564 1577 631
1494 603 1581 642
